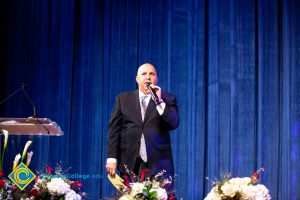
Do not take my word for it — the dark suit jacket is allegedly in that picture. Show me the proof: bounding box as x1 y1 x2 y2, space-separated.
107 90 179 175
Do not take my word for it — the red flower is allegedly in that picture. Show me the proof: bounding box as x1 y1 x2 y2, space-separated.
29 188 39 197
251 171 259 184
0 179 6 188
123 175 131 189
46 166 53 174
71 181 83 190
168 193 176 200
140 169 150 181
0 170 3 177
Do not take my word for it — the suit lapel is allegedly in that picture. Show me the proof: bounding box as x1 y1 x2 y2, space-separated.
134 90 143 125
143 98 156 123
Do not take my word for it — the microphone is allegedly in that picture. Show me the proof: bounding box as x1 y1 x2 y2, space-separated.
21 84 37 117
146 83 160 105
0 83 51 134
0 83 37 117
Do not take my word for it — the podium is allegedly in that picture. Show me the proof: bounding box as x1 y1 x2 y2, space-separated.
0 118 63 136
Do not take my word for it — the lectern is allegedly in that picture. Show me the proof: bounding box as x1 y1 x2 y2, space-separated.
0 118 63 136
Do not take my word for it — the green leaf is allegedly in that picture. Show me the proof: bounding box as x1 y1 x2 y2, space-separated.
149 190 157 198
58 196 65 200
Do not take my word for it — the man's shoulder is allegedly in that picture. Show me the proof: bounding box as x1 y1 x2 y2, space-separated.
118 90 137 99
162 91 176 99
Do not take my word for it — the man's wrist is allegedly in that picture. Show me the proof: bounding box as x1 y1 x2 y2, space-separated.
157 98 163 105
156 101 166 115
106 158 117 164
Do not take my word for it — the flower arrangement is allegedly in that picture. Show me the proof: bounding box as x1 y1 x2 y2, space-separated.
109 166 175 200
29 163 87 200
0 129 86 200
204 168 271 200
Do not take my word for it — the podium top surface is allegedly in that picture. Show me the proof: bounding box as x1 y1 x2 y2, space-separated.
0 118 64 136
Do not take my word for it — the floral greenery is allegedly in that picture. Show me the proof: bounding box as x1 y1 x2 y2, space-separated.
0 129 86 200
116 166 175 200
204 168 271 200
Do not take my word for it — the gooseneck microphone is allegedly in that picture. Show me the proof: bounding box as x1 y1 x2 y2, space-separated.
146 83 160 105
0 83 51 134
0 83 37 117
21 83 37 117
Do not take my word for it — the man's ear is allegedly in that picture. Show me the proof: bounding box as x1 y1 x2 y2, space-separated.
136 76 139 84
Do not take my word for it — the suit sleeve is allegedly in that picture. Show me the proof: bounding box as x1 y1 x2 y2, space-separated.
106 96 123 159
161 94 179 130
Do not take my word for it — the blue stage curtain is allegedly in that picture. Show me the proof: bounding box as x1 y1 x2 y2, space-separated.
0 0 300 199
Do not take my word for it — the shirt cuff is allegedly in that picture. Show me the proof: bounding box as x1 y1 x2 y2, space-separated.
107 158 117 163
156 101 166 115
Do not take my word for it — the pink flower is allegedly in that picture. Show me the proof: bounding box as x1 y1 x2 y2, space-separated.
46 166 53 174
123 175 131 189
140 169 150 181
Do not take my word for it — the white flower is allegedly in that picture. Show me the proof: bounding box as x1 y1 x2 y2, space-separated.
1 129 8 149
130 182 144 197
150 186 168 200
229 177 252 185
47 178 71 195
26 151 33 166
34 178 43 190
255 184 271 200
204 186 222 200
65 190 82 200
13 153 21 169
119 195 132 200
21 141 32 161
240 185 257 200
37 179 43 183
221 182 240 198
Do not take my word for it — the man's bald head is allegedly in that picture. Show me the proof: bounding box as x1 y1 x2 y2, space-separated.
136 63 157 76
136 63 158 94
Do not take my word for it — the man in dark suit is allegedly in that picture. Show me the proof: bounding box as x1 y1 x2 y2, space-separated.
106 63 179 178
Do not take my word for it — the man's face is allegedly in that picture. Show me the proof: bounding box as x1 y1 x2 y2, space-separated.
136 64 158 94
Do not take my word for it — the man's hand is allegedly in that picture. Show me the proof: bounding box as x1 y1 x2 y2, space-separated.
150 84 162 101
106 162 117 177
